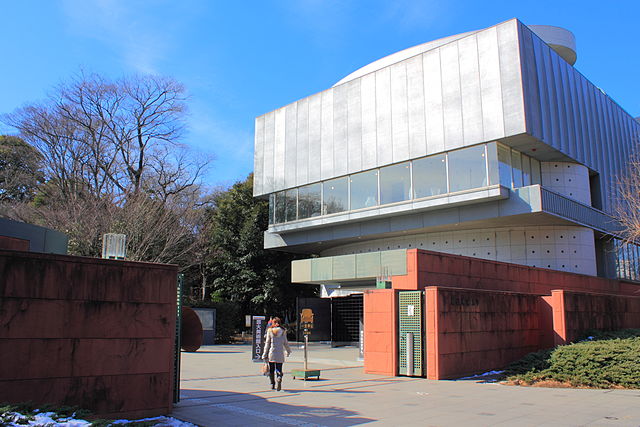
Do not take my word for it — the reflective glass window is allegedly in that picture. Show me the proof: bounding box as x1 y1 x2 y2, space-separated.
486 143 500 186
268 194 275 225
323 177 348 214
511 150 523 187
298 183 322 219
274 191 286 224
380 162 411 205
285 189 297 222
497 143 512 188
448 145 487 192
522 155 532 186
350 170 378 210
531 158 541 185
413 154 447 198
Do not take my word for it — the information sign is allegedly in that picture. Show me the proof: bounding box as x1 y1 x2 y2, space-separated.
251 315 266 362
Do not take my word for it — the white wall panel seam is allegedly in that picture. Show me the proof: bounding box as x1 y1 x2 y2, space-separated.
264 112 276 194
531 36 549 142
569 67 583 163
296 98 309 186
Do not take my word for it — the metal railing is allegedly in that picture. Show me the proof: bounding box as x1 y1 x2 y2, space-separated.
540 188 622 236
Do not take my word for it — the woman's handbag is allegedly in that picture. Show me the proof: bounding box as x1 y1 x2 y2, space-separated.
261 362 269 376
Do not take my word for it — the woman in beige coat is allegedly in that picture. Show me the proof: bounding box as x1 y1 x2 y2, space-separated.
261 317 291 390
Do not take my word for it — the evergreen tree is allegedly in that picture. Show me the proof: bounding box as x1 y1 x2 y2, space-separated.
205 174 316 320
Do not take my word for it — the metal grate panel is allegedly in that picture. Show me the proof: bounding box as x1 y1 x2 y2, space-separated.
331 294 363 344
399 291 423 376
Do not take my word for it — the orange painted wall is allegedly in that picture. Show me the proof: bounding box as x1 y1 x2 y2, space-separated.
425 287 548 380
363 289 397 376
551 290 640 345
0 250 178 419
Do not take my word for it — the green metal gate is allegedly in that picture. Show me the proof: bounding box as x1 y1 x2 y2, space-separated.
398 290 424 376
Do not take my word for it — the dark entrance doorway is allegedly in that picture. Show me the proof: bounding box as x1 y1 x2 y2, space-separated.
331 294 363 346
295 294 364 346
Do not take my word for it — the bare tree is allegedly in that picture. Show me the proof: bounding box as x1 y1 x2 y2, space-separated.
616 154 640 245
1 72 212 267
4 72 204 200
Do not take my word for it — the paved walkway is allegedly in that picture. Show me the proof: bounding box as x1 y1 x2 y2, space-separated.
171 344 640 426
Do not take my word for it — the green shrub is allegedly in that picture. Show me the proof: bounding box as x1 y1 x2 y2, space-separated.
505 329 640 388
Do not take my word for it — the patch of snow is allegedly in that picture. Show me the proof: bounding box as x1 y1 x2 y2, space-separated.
2 412 195 427
457 370 504 380
4 411 90 426
112 416 197 426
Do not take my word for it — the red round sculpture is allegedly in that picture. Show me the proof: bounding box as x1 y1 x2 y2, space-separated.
181 306 203 352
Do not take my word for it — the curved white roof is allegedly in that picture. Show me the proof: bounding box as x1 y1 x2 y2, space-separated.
333 21 578 87
333 29 480 87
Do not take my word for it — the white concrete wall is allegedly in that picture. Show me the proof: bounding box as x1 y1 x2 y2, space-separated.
321 225 597 276
541 162 591 204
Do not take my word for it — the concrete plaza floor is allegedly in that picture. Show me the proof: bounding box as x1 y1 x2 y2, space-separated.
171 343 640 426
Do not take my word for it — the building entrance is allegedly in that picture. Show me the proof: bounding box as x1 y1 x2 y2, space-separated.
295 294 363 347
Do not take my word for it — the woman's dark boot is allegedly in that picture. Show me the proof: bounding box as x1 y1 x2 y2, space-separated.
269 372 275 390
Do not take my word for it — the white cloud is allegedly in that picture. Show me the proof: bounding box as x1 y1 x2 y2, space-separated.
186 100 254 186
60 0 174 73
382 0 448 31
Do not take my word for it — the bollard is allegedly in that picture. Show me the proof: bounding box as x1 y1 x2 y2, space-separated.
406 332 414 376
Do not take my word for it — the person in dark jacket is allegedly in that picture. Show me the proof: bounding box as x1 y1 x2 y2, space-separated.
261 317 291 390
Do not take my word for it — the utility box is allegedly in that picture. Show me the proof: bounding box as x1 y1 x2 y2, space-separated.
102 234 126 260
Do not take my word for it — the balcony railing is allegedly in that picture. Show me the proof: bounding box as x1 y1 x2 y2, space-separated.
540 187 622 236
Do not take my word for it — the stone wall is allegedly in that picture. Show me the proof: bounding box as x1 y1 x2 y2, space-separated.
425 287 550 380
551 290 640 344
0 250 178 419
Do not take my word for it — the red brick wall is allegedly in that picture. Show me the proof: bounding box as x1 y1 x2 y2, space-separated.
551 290 640 345
363 289 397 376
425 287 548 380
0 250 178 419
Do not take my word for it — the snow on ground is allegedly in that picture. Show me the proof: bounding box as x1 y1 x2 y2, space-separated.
2 411 196 427
457 370 505 381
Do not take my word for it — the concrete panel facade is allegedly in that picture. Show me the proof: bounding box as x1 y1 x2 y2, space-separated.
0 250 178 419
254 19 526 197
519 24 640 213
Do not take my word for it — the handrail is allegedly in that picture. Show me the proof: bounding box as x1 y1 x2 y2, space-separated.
540 187 622 237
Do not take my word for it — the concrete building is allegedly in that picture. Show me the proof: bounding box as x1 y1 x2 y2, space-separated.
253 19 640 378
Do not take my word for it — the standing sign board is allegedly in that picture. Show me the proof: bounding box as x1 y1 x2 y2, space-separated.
251 316 266 362
291 308 321 380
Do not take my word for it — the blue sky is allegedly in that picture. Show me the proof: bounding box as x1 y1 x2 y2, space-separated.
1 0 639 189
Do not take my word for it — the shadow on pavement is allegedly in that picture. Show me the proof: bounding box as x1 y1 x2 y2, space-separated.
188 351 245 354
175 389 376 426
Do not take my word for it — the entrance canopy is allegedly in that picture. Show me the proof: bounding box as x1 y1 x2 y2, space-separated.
292 249 407 285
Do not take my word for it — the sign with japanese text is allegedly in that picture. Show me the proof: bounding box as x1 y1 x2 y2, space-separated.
251 315 266 362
